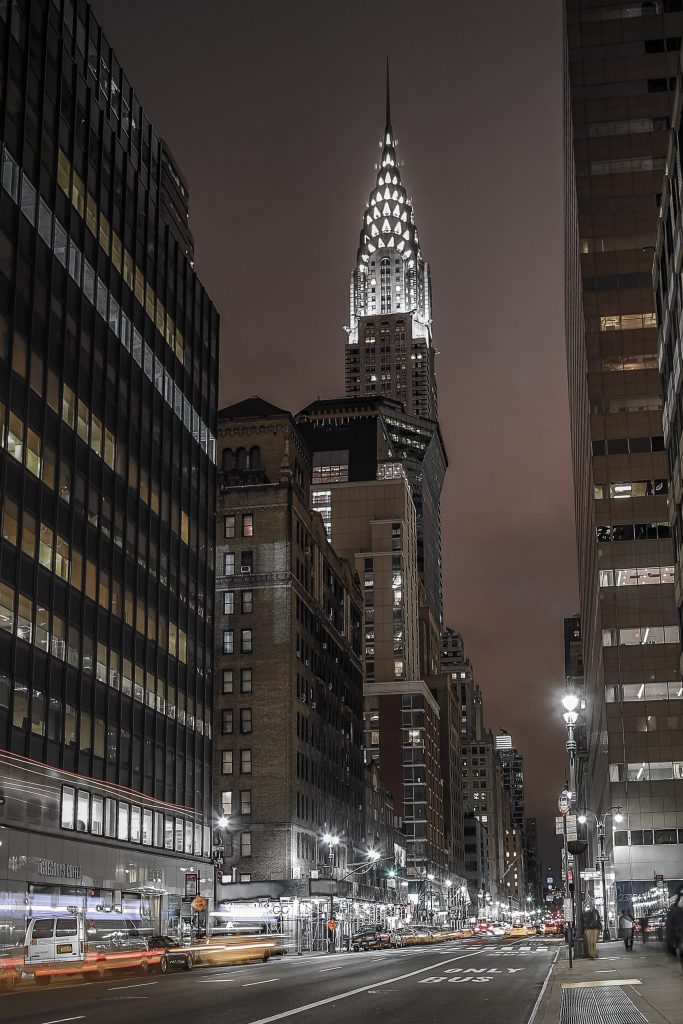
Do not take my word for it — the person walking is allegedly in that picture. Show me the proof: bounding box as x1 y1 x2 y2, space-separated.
582 899 602 959
618 908 635 951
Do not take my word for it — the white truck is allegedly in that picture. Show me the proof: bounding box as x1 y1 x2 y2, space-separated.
23 913 150 984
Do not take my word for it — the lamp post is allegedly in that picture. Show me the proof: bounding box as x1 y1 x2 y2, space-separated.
323 833 340 951
577 807 623 941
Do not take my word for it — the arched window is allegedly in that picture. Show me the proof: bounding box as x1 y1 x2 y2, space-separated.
236 447 247 471
249 446 261 470
221 448 234 472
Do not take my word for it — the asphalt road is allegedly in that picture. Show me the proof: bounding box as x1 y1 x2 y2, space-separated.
1 937 560 1024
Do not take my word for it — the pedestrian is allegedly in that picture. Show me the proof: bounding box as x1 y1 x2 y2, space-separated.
639 915 649 943
618 908 635 951
582 899 602 959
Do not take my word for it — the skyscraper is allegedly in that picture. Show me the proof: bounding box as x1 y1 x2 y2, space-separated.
0 0 218 942
564 0 683 920
345 71 437 422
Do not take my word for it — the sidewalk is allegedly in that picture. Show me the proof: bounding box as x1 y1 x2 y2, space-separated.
532 941 682 1024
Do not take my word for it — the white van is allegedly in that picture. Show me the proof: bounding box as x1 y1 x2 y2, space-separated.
24 914 148 984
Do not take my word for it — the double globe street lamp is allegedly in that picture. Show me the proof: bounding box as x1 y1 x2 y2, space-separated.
577 807 623 941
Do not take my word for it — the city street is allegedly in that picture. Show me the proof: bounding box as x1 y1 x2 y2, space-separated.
1 937 559 1024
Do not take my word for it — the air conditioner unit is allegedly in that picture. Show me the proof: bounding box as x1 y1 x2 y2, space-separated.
240 565 252 574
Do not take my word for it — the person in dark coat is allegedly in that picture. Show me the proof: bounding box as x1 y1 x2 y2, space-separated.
618 908 635 951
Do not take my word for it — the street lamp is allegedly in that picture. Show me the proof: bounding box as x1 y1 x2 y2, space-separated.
577 807 623 941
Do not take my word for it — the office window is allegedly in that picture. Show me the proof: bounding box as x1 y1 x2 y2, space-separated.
240 708 252 734
223 591 234 615
222 750 234 774
222 709 234 734
240 832 252 857
130 805 141 843
224 552 235 575
241 629 252 653
242 513 253 537
222 669 234 693
240 749 252 774
143 808 153 845
240 790 252 816
223 630 234 654
241 590 253 614
117 803 130 841
224 515 235 538
240 668 252 693
76 790 89 832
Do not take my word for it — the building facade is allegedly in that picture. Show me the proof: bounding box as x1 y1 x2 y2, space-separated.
214 399 365 898
0 0 218 943
565 0 683 920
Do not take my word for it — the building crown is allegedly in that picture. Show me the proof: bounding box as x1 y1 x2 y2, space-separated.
348 63 432 341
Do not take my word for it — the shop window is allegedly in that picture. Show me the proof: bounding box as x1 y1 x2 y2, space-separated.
143 808 153 845
164 815 174 850
77 790 90 832
131 805 141 843
185 820 193 854
117 803 129 841
91 795 103 836
154 811 164 847
174 817 183 852
61 786 75 830
105 798 116 838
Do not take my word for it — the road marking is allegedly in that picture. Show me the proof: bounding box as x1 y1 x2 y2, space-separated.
562 980 642 989
197 979 234 984
527 946 560 1024
319 966 345 972
244 950 484 1024
107 981 158 991
244 978 279 987
40 1018 86 1024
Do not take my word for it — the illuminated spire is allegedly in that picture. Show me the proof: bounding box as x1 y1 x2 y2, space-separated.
349 71 432 336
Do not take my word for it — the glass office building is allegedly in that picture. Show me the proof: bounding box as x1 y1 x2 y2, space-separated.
0 0 218 942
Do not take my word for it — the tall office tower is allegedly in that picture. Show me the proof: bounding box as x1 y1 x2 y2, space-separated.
298 396 446 628
652 63 683 894
0 1 218 943
214 400 366 906
564 1 683 921
524 816 541 904
345 75 436 421
441 627 476 741
298 405 449 892
494 732 525 833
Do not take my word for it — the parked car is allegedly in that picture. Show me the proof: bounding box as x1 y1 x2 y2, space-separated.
0 946 23 991
146 936 193 973
490 926 506 937
350 928 390 952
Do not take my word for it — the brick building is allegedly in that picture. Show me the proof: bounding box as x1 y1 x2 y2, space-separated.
213 398 365 900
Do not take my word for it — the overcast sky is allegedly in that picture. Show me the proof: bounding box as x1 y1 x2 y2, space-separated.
93 0 577 873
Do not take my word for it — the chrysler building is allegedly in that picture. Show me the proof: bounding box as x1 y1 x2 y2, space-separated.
345 73 437 421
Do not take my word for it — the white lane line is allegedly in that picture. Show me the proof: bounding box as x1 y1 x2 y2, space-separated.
244 978 279 987
527 946 560 1024
40 1018 86 1024
245 950 484 1024
319 966 345 972
107 981 158 991
197 979 234 983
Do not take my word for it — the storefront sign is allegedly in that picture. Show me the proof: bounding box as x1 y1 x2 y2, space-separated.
38 859 82 879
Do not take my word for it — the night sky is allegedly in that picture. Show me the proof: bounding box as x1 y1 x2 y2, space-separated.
93 0 577 872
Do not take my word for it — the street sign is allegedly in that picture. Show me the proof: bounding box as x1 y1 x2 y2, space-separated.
581 869 601 880
191 895 207 913
558 791 571 816
555 816 565 835
185 872 199 897
556 814 577 838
